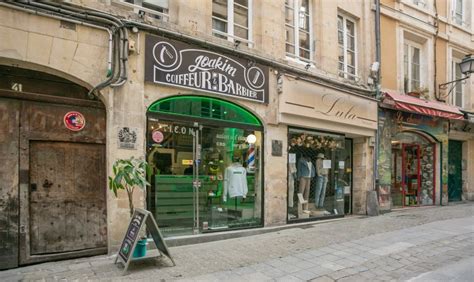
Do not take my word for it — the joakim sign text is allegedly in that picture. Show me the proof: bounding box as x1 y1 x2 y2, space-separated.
145 35 269 103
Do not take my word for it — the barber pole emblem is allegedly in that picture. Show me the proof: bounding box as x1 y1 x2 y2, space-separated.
247 144 255 173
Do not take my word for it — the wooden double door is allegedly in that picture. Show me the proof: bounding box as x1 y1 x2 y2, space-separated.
0 96 107 269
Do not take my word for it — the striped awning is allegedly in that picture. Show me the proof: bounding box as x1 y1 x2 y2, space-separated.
382 92 464 120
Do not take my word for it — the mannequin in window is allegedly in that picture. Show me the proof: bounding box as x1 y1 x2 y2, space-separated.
315 153 329 209
297 156 315 211
223 157 248 202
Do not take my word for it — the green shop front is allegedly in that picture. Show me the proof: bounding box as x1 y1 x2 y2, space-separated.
378 92 465 209
144 35 269 237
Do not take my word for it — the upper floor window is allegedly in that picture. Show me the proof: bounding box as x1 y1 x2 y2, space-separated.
212 0 251 46
452 0 472 28
453 0 464 25
403 42 421 93
451 59 465 108
412 0 427 8
122 0 169 21
285 0 311 61
338 15 357 80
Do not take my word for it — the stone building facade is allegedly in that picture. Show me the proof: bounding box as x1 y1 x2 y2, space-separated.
378 0 474 210
0 0 378 268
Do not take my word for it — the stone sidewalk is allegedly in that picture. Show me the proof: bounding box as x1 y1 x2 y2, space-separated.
1 202 473 281
185 215 474 281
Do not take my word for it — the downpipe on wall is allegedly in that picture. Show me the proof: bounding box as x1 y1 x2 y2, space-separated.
4 0 129 99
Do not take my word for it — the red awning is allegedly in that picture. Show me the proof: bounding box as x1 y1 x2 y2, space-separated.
382 92 464 120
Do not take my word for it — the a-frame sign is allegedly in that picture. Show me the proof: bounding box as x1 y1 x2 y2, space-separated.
114 208 175 274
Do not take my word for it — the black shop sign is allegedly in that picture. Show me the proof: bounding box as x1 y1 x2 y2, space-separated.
145 35 269 103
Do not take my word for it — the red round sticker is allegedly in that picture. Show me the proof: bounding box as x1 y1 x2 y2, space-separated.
152 130 164 143
63 111 86 131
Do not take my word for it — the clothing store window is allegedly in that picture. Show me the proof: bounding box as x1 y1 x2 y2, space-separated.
147 96 263 237
287 128 352 221
212 0 252 46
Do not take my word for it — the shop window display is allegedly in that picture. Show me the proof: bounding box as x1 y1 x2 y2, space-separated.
146 96 263 237
287 128 352 220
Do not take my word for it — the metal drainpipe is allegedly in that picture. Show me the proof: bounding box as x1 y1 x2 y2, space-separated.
111 27 129 87
1 1 116 99
433 1 442 206
19 0 127 95
374 0 382 200
433 1 440 102
42 1 129 87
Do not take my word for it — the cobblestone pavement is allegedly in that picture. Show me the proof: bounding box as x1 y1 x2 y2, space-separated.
1 202 473 281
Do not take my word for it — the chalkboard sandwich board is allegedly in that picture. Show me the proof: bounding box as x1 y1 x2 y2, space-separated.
114 208 175 274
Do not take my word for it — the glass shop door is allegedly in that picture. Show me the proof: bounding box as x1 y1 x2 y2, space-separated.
147 120 206 236
147 119 263 237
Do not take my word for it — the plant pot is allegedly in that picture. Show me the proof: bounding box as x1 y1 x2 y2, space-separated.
133 238 148 258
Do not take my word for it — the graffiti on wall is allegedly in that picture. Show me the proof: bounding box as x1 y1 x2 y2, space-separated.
377 110 450 207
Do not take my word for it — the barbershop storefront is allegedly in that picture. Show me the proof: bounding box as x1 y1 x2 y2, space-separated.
278 76 378 221
144 35 269 237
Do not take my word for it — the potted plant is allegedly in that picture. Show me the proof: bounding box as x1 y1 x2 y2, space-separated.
109 157 151 257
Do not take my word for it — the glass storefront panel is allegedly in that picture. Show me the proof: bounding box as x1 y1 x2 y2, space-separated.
146 118 263 237
287 128 352 221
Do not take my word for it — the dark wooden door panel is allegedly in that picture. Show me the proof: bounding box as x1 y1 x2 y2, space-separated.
22 101 106 143
29 141 106 255
0 99 20 270
448 140 462 202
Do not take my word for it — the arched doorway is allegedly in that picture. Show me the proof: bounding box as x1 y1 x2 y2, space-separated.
146 95 264 237
0 65 107 268
391 130 439 207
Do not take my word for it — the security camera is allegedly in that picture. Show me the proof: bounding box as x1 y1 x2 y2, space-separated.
138 10 145 18
305 63 311 70
234 40 241 48
370 62 380 77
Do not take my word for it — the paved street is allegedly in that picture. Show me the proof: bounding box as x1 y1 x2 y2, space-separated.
1 202 473 281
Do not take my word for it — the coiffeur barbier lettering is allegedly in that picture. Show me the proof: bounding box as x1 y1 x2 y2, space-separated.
144 35 269 103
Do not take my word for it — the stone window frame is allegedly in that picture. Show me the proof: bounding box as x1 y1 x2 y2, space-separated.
212 0 254 47
403 40 422 93
285 0 313 62
451 0 472 29
337 13 358 81
117 0 169 21
450 55 466 108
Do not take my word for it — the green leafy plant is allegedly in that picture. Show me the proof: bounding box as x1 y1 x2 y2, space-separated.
108 157 151 217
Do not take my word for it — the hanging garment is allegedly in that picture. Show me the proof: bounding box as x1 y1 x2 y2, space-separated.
299 177 311 210
316 158 329 176
223 163 248 202
288 163 297 207
297 158 315 178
